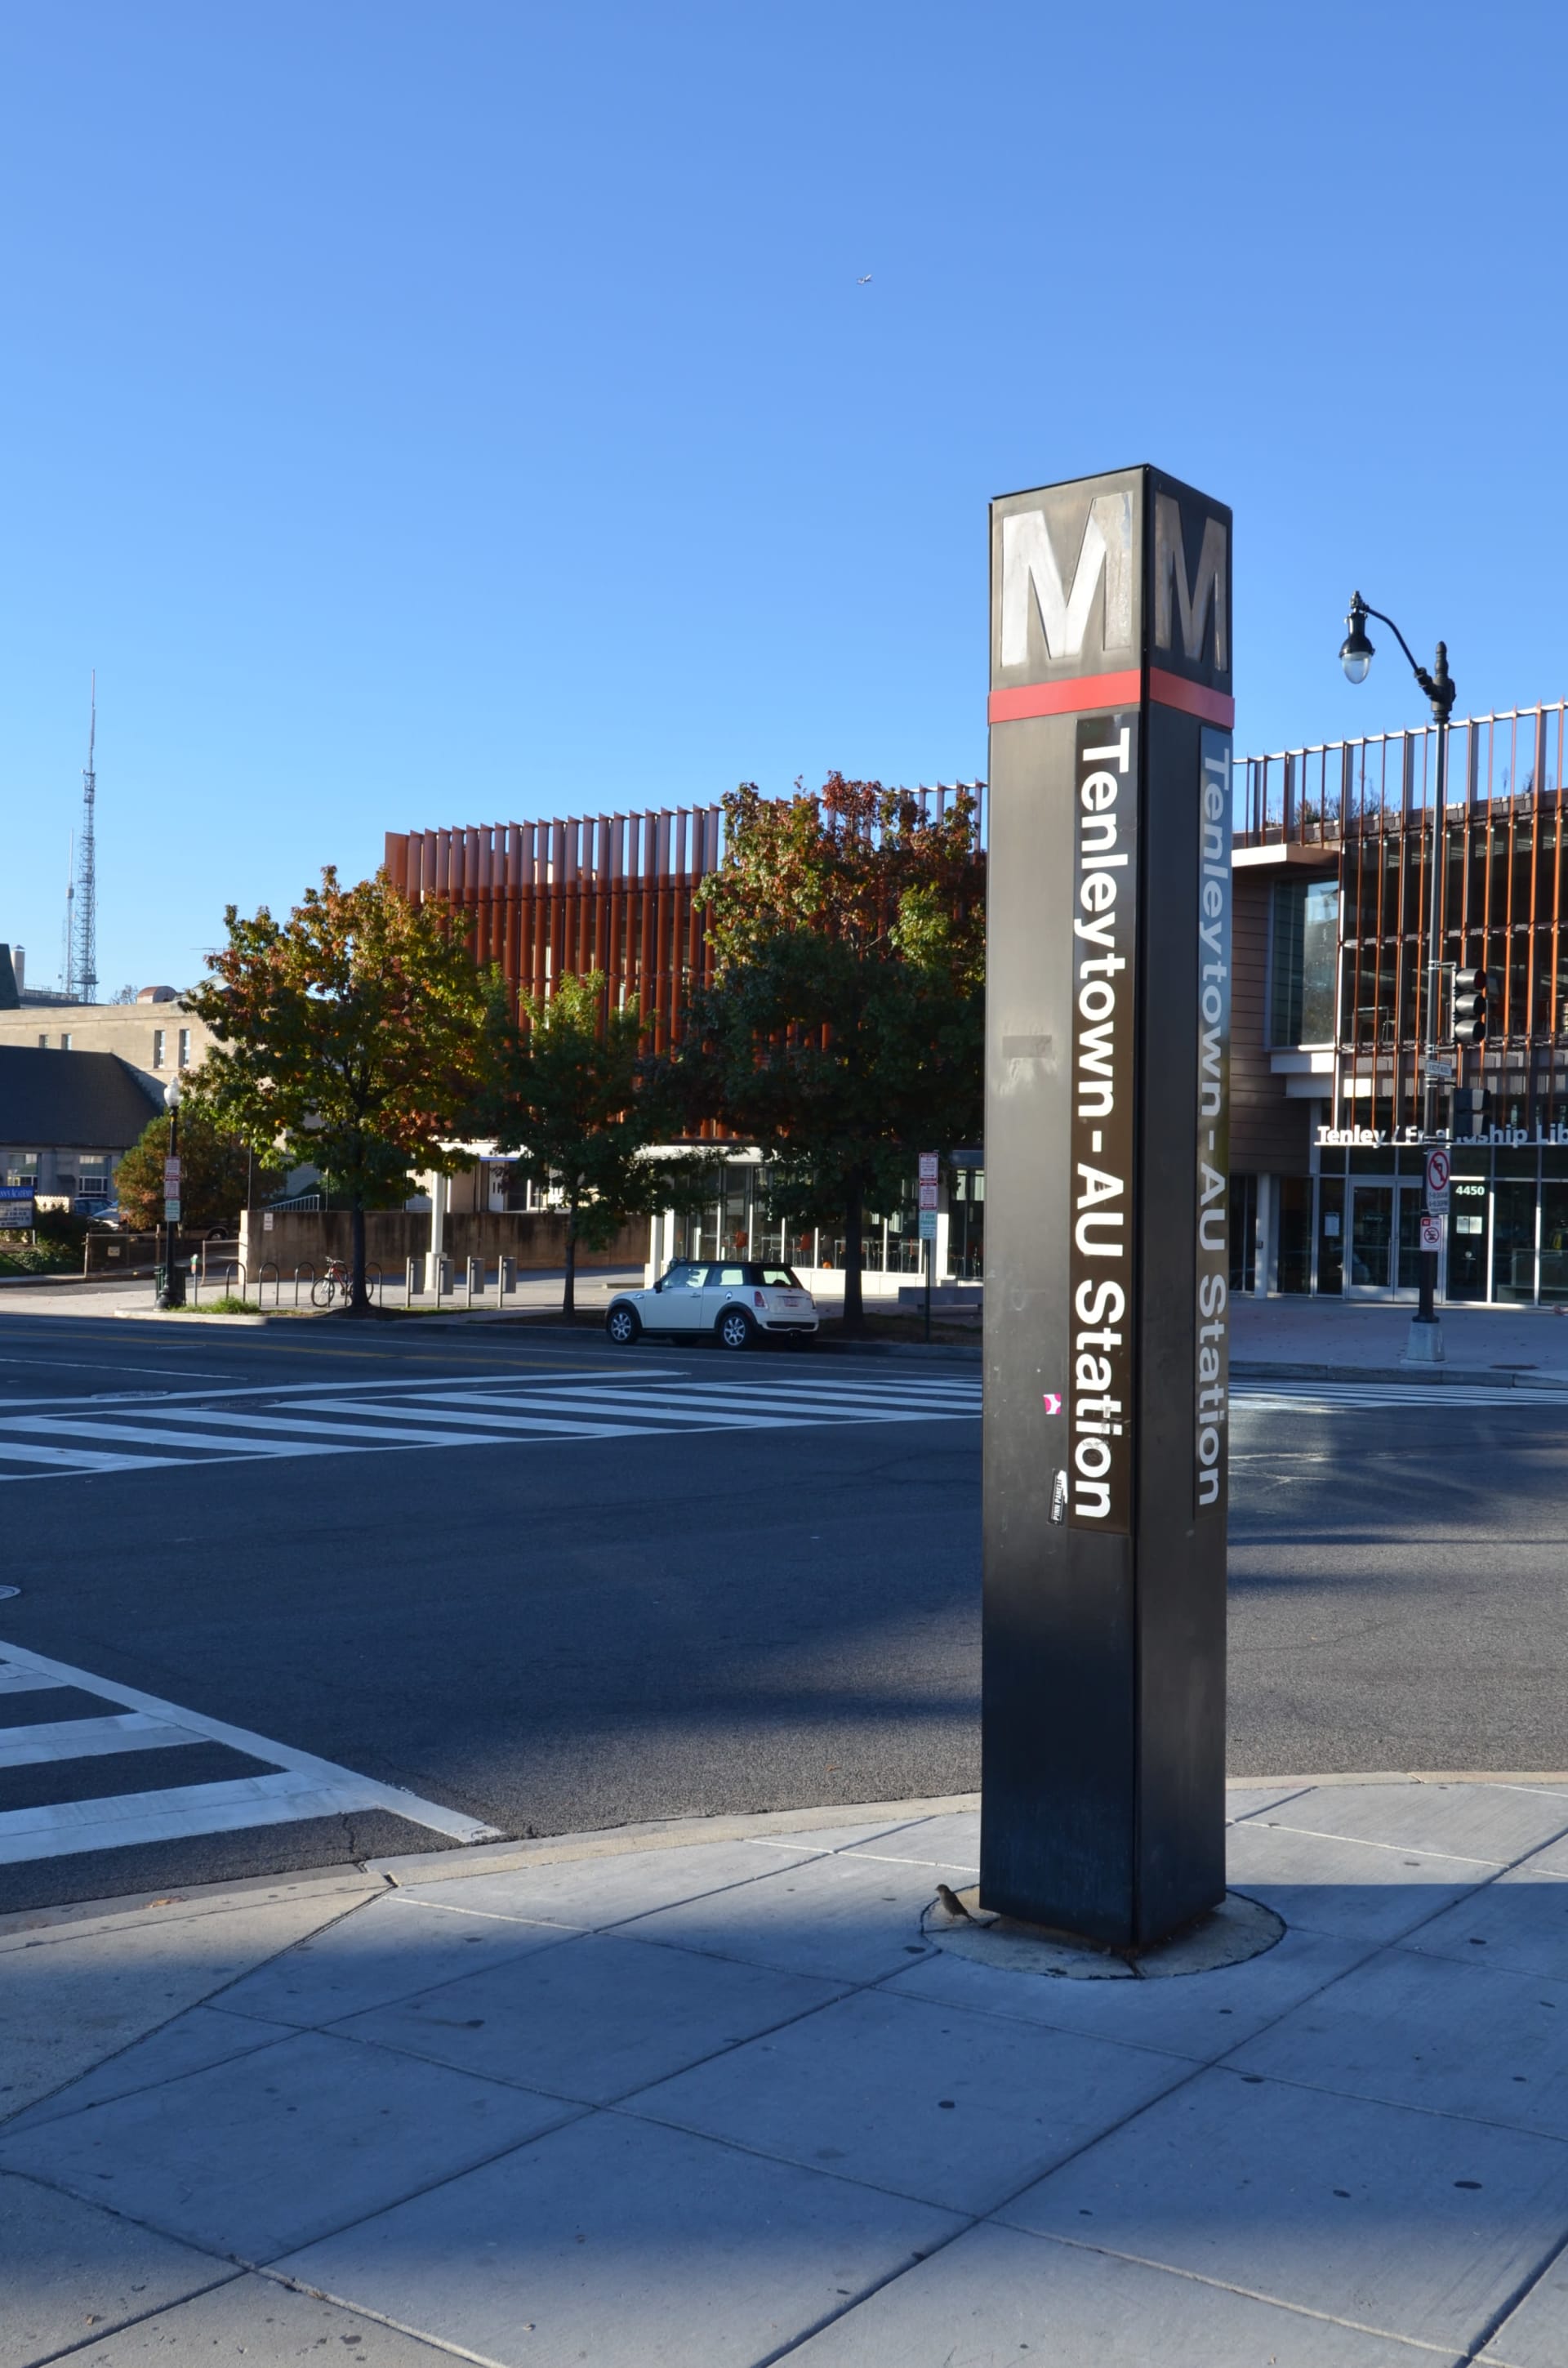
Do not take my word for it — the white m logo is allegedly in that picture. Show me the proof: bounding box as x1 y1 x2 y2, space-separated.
1154 494 1227 669
1000 493 1134 668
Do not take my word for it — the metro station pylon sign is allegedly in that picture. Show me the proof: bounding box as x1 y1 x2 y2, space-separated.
981 466 1234 1949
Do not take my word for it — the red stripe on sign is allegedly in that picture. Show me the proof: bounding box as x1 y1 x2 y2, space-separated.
1149 669 1235 727
987 670 1143 723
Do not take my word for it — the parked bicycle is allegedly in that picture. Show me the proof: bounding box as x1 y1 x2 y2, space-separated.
310 1260 353 1309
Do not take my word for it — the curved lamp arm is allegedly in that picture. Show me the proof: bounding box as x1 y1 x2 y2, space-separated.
1341 591 1456 725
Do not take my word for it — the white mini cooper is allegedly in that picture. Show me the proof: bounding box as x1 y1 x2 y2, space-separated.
605 1260 819 1350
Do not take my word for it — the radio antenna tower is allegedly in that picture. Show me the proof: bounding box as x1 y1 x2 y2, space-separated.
70 673 98 1003
60 831 75 996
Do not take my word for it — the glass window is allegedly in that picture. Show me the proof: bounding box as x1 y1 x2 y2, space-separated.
1269 881 1304 1046
60 1034 71 1052
1316 1176 1344 1295
1301 883 1337 1042
758 1268 800 1288
716 1267 745 1286
1229 1175 1258 1292
153 1029 166 1068
681 1264 708 1290
178 1028 190 1068
1542 1184 1568 1304
1270 879 1336 1046
1492 1180 1537 1304
1277 1176 1312 1293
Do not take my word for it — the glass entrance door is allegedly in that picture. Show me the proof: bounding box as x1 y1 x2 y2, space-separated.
1347 1181 1422 1297
1347 1184 1392 1293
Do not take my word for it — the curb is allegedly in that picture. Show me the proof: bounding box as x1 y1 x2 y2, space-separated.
5 1770 1568 1940
113 1308 272 1327
1233 1358 1568 1389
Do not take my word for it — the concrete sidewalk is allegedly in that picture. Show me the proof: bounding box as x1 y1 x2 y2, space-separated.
0 1268 647 1321
1231 1295 1568 1381
6 1782 1568 2365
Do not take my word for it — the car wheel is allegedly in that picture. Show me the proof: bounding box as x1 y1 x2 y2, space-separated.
606 1304 641 1345
717 1307 755 1352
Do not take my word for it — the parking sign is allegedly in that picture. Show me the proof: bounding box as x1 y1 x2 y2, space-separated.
1425 1146 1451 1215
1419 1212 1445 1252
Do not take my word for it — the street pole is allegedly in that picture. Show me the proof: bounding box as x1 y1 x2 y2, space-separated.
1417 679 1451 1333
155 1077 185 1310
1339 600 1457 1362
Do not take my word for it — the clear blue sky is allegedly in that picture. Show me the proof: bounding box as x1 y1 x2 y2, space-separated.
2 2 1563 994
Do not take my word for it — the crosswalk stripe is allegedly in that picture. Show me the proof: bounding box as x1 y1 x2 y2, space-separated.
533 1385 982 1412
283 1398 680 1437
456 1386 977 1425
4 1416 341 1457
0 1711 203 1768
0 1641 501 1855
103 1407 567 1447
0 1770 392 1864
292 1395 830 1434
0 1438 183 1471
0 1664 62 1694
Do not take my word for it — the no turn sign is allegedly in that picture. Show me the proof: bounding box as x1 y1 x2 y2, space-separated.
1425 1147 1451 1215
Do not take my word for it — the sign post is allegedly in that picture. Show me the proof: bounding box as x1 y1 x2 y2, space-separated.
983 466 1233 1947
919 1153 939 1342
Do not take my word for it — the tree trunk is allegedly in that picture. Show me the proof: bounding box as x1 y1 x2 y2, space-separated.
842 1176 865 1333
349 1195 370 1315
564 1209 578 1322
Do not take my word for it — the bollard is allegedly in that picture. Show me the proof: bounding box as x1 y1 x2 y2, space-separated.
466 1255 484 1303
499 1255 517 1297
407 1253 425 1301
435 1255 452 1300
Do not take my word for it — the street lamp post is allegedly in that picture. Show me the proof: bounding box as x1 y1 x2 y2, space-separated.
1339 591 1458 1357
155 1076 185 1310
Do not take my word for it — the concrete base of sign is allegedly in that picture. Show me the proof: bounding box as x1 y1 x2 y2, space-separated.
1401 1318 1447 1366
921 1885 1284 1981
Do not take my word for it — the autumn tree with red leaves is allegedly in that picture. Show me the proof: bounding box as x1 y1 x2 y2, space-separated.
186 869 488 1313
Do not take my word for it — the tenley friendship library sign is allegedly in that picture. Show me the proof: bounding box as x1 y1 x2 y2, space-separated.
982 466 1233 1949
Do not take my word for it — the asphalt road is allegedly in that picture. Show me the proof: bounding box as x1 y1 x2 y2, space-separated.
0 1304 1564 1914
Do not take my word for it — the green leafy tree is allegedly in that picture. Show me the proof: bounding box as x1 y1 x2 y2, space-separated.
114 1106 283 1235
482 970 661 1320
186 868 488 1313
682 775 984 1331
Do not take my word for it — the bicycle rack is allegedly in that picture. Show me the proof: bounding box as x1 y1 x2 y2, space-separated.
292 1262 316 1309
259 1260 280 1309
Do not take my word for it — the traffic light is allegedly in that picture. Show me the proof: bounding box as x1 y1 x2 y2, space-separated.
1453 966 1497 1045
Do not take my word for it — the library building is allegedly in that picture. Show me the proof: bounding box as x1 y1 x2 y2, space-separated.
1231 698 1568 1303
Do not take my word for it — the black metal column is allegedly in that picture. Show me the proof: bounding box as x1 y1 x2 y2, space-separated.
979 466 1233 1949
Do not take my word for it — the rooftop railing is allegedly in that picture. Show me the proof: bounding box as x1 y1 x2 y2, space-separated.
1235 702 1568 849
